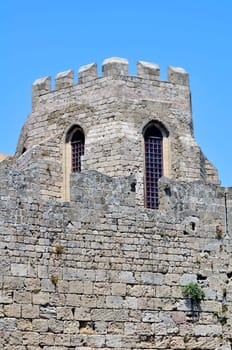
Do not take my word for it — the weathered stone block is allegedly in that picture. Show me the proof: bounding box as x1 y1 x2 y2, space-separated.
140 272 163 285
32 318 48 332
0 290 13 304
4 303 21 318
32 292 49 305
91 308 128 322
105 335 122 347
23 331 41 345
168 66 189 86
11 263 28 277
137 60 160 81
55 70 74 90
102 57 128 77
63 320 80 334
22 305 39 319
0 318 17 331
105 295 124 308
78 63 97 84
14 291 31 304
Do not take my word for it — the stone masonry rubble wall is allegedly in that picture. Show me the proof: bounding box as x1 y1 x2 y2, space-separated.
0 58 231 349
0 163 231 349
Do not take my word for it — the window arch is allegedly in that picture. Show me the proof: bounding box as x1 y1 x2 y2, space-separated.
144 123 164 209
63 125 85 200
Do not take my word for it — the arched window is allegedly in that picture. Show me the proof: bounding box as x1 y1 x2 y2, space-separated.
63 126 85 200
144 124 163 209
70 128 85 173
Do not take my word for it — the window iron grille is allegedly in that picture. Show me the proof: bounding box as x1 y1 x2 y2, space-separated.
71 129 84 173
144 126 163 209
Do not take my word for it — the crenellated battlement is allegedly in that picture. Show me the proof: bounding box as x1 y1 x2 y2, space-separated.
32 57 189 103
22 55 219 195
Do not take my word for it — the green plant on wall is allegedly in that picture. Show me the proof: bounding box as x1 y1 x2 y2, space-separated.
182 282 205 305
213 310 219 317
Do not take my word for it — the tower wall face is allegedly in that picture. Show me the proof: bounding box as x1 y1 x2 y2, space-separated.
1 58 231 349
16 58 219 202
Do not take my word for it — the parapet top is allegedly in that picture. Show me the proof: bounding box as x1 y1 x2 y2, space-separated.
0 154 8 162
103 57 128 65
32 57 189 101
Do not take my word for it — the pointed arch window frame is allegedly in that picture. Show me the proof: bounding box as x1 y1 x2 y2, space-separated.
69 127 85 173
63 125 85 200
143 121 169 209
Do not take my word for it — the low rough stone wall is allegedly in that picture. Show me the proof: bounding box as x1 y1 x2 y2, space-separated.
0 162 231 349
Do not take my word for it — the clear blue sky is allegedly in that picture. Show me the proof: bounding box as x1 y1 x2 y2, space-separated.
1 0 231 186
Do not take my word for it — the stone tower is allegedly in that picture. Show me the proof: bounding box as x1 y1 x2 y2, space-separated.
0 58 231 349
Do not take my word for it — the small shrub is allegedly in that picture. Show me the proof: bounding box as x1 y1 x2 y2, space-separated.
216 225 223 239
32 288 41 294
41 150 49 157
54 243 63 254
220 316 227 326
183 335 189 343
182 282 205 304
213 310 219 317
222 304 228 313
50 275 58 286
222 288 227 298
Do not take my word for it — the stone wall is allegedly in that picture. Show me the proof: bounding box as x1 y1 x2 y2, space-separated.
0 163 232 349
0 58 231 349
